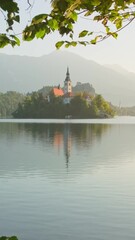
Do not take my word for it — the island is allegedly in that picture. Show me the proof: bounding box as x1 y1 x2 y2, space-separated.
12 68 115 119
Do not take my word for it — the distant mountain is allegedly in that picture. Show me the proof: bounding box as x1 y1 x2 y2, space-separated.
0 51 135 106
104 64 131 75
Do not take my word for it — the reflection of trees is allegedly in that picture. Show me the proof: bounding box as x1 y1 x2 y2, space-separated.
0 122 110 164
1 122 135 179
70 124 109 146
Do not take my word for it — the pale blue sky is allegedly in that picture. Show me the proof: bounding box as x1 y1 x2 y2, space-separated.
0 0 135 72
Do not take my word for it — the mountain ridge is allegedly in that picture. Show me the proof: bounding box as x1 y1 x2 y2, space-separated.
0 51 135 106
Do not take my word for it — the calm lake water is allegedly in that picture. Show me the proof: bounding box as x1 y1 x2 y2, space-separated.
0 117 135 240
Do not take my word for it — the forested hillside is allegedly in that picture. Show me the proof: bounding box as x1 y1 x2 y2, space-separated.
0 91 24 118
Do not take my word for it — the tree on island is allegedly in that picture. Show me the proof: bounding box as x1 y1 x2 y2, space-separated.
12 92 115 119
0 0 135 48
0 237 18 240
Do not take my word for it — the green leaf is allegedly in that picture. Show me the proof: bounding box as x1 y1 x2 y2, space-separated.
115 18 122 29
79 41 87 46
90 36 100 44
69 12 78 21
123 13 130 19
48 19 58 30
23 25 37 41
79 30 88 38
0 1 19 13
55 41 64 49
69 33 73 39
0 34 10 48
36 29 46 39
67 23 73 30
102 18 108 26
116 0 125 7
14 15 20 23
91 0 101 6
32 14 48 24
94 15 103 21
90 39 96 44
14 36 20 46
10 40 16 47
88 32 93 36
10 35 20 46
65 42 70 48
23 31 35 41
106 26 110 33
84 11 92 17
111 32 118 39
70 41 77 47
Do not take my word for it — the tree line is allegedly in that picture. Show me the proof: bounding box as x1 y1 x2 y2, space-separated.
0 91 24 118
13 91 115 119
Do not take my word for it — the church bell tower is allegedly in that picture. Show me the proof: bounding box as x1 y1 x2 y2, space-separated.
64 67 72 95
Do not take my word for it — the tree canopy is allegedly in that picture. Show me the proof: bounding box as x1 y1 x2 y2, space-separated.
13 91 115 119
0 0 135 48
0 91 24 117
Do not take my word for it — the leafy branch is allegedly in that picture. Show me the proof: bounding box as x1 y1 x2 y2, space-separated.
0 0 135 48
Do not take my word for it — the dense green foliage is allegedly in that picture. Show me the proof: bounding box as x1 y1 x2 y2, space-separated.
0 0 135 48
13 92 115 119
0 237 18 240
0 91 24 118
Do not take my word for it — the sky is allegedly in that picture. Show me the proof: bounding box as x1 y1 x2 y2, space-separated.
0 0 135 73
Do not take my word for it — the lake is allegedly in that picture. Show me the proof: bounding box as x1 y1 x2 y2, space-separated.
0 117 135 240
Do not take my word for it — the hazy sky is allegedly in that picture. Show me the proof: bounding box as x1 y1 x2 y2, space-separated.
0 0 135 73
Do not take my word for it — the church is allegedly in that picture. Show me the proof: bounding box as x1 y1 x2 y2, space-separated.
47 67 95 104
51 67 73 104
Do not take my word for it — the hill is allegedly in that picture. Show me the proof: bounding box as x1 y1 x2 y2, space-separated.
0 51 135 106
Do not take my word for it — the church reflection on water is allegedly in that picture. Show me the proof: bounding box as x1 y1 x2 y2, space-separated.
0 122 110 168
53 125 71 168
49 124 110 167
64 125 71 167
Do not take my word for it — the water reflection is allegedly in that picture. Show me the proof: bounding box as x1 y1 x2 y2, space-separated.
0 122 135 178
0 122 109 159
1 121 135 240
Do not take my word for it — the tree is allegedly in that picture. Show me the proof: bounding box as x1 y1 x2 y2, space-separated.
70 95 89 118
0 0 135 48
92 94 115 117
0 237 18 240
0 91 24 117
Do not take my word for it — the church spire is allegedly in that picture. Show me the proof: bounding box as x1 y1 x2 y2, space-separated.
64 66 72 95
67 66 69 76
65 66 71 82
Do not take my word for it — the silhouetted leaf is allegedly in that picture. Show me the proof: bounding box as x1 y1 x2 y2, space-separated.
79 30 88 38
55 41 64 49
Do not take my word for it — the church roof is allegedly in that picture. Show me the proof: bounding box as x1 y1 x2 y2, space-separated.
53 87 64 96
